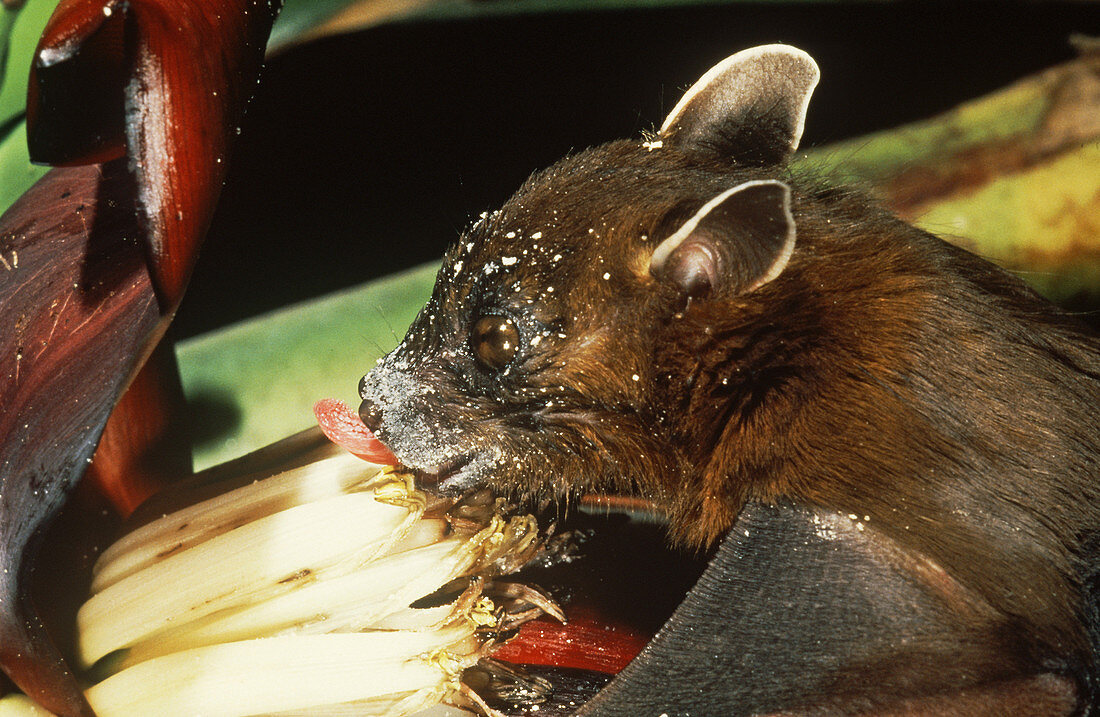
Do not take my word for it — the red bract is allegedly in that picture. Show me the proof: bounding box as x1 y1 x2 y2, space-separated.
492 605 649 675
0 163 157 717
0 1 280 714
313 398 399 465
29 0 279 307
82 341 191 517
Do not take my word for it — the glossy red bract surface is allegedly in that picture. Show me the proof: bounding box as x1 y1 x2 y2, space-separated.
1 0 281 712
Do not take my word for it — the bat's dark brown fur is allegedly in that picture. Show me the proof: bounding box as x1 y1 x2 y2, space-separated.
359 46 1100 713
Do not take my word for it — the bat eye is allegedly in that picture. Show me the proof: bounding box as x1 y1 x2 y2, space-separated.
471 314 520 371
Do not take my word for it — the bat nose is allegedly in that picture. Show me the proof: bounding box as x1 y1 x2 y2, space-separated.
358 395 383 434
360 395 387 433
357 374 384 433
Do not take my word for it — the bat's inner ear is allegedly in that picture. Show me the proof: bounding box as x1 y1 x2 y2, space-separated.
657 44 819 166
650 180 795 299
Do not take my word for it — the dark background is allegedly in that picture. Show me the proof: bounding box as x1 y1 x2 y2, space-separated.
175 1 1099 339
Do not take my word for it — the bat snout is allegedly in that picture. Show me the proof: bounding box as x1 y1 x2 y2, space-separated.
357 395 383 435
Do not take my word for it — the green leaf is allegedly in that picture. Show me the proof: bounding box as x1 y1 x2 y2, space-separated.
911 142 1100 305
269 0 883 53
0 6 16 97
799 77 1050 188
798 52 1100 305
0 0 58 216
268 0 364 52
0 120 47 211
0 0 57 131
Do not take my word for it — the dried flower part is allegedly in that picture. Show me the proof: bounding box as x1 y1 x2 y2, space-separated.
75 452 558 716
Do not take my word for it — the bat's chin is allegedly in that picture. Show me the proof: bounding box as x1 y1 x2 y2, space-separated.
404 451 484 495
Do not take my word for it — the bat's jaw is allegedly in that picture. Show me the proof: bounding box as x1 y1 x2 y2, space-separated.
412 452 480 494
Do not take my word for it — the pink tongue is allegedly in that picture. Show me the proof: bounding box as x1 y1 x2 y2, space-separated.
313 398 398 465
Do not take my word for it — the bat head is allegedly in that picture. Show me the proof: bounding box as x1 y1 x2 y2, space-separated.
358 45 820 520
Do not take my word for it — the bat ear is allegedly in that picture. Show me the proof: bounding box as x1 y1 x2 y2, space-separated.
657 44 819 166
650 180 795 298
